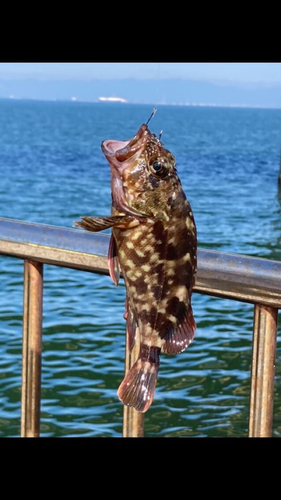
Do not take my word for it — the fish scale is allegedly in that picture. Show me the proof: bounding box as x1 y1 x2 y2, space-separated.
75 113 197 413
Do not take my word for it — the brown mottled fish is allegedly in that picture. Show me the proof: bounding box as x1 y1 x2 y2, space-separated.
74 110 197 413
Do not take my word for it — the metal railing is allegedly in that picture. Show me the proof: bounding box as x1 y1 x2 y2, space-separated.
0 216 280 437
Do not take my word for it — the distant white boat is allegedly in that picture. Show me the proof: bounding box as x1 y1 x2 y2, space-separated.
98 96 127 103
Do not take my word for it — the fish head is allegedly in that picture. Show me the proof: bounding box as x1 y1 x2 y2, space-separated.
101 123 183 221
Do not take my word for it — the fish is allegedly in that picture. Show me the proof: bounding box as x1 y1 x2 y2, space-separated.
74 110 197 413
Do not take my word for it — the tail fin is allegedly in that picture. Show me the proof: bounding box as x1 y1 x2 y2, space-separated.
117 345 160 413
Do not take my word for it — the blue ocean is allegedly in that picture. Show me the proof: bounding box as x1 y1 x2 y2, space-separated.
0 99 280 437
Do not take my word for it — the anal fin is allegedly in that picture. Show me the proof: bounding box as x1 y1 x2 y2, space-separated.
162 304 196 355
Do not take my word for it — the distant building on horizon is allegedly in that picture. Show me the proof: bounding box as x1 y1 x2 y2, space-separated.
98 96 127 103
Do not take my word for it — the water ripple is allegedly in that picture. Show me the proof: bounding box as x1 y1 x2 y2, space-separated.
0 101 280 437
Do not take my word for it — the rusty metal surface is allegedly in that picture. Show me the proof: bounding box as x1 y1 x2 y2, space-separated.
1 217 281 307
21 260 43 437
249 304 278 437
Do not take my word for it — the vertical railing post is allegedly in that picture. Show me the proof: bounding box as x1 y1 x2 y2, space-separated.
21 260 43 438
122 328 144 437
249 304 278 437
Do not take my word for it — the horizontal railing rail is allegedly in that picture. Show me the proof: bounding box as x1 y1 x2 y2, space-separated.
1 217 281 307
0 217 280 437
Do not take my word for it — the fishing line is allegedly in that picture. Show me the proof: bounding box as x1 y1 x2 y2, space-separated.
157 62 160 104
157 63 163 140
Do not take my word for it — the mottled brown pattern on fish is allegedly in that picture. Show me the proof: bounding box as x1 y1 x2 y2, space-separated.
113 185 196 351
76 116 197 412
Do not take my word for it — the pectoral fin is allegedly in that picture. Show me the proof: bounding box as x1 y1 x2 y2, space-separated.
108 233 120 285
74 215 131 232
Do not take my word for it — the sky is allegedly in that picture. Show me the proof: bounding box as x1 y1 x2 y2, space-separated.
0 62 281 85
0 63 280 107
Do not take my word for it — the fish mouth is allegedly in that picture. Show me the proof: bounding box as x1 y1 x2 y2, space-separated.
101 124 150 218
101 139 130 157
101 124 149 173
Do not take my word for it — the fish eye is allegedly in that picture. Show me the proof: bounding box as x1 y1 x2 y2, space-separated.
153 161 162 172
151 160 166 177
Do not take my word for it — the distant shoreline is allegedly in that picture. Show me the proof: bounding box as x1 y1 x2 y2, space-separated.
0 97 281 110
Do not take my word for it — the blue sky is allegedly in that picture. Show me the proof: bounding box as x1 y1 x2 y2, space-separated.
0 63 281 85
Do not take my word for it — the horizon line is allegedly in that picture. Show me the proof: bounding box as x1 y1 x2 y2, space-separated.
1 96 281 110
